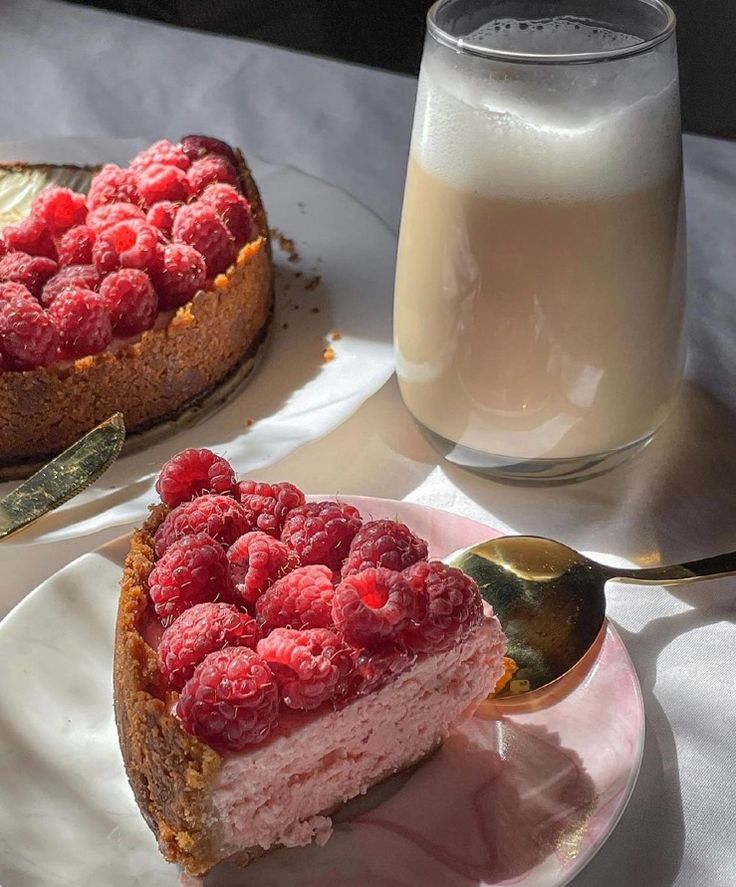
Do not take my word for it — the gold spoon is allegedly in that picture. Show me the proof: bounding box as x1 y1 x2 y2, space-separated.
445 535 736 713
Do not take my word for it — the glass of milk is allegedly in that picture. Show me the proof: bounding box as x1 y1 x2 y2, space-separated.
394 0 685 482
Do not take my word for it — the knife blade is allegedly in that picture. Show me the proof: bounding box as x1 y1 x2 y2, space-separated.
0 413 126 541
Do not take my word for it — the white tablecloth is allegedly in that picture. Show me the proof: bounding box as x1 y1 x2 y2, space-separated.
1 2 735 885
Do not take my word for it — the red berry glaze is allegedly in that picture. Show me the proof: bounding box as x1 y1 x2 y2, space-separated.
93 219 159 274
256 564 335 632
55 225 96 266
32 186 87 235
87 202 145 232
335 641 416 703
237 480 306 538
332 567 416 648
227 531 299 607
47 286 112 359
0 294 59 370
155 448 236 508
180 135 238 165
172 203 236 276
0 251 58 299
148 242 207 310
158 602 259 690
199 184 252 243
342 519 428 577
136 163 191 207
280 500 362 572
87 164 142 209
154 494 249 558
187 155 239 196
3 216 58 260
99 268 158 336
41 265 101 307
130 139 191 172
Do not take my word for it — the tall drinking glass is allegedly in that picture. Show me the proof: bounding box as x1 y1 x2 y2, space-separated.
394 0 685 482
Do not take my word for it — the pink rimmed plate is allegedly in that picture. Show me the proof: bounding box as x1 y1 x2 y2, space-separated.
0 497 643 887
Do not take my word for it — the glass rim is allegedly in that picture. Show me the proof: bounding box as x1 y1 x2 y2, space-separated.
426 0 677 64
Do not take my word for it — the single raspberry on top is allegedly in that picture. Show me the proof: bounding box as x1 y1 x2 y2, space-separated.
187 155 239 196
55 225 96 266
255 564 334 632
155 448 236 508
227 531 299 607
148 242 207 310
257 627 350 711
146 201 179 239
47 286 112 359
87 164 142 209
148 532 232 624
180 135 238 165
177 647 279 750
280 500 362 572
93 219 160 275
158 602 260 690
41 265 101 307
199 184 252 243
342 519 429 577
0 251 58 299
86 201 145 232
154 493 249 558
237 480 306 537
136 163 191 207
172 202 236 276
32 186 87 235
99 268 158 336
2 216 57 260
332 567 416 648
402 561 483 654
130 139 191 172
0 293 59 370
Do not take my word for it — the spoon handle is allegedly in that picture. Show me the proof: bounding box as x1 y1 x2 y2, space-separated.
607 550 736 585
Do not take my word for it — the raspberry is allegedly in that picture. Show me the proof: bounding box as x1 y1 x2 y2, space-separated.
257 628 349 710
99 268 158 336
148 532 232 623
172 203 236 276
342 520 429 577
187 156 239 196
93 219 159 274
335 641 416 703
177 647 279 750
3 216 57 260
0 281 34 305
87 164 142 209
227 531 299 607
0 234 6 259
130 139 191 172
55 225 96 266
280 500 362 572
154 493 249 558
47 287 112 359
332 568 416 648
180 135 238 166
155 448 236 508
32 186 87 234
0 294 59 370
136 163 191 207
146 201 179 239
199 184 252 243
86 202 145 232
158 602 259 690
256 564 334 631
402 561 484 654
237 480 306 537
148 242 206 310
41 265 101 307
0 252 58 299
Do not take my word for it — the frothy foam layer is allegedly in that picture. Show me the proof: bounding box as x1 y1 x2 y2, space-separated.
464 16 643 54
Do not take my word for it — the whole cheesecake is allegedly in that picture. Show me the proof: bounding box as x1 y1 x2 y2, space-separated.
114 451 507 876
0 137 273 475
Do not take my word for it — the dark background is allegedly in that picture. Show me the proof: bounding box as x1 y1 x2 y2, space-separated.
68 0 736 136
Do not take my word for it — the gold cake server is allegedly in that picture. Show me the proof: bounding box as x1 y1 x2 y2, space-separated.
0 413 126 541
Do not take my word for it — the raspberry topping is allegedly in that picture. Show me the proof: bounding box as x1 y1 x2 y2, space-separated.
47 286 113 359
130 139 191 172
227 531 299 607
402 561 483 654
2 216 57 260
237 480 306 537
199 184 253 243
280 501 362 572
86 202 145 232
146 201 179 239
155 448 236 508
332 567 416 648
336 641 416 703
154 494 250 558
148 532 232 623
342 519 429 577
172 203 236 276
148 242 206 310
87 164 142 209
55 225 96 266
41 265 101 307
158 602 259 690
93 219 159 275
177 647 279 750
257 628 349 710
180 134 239 165
187 155 239 196
0 251 58 299
0 293 59 370
136 163 191 207
99 268 158 336
32 186 87 235
256 564 335 632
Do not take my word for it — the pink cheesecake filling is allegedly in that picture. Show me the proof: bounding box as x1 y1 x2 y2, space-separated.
209 612 506 856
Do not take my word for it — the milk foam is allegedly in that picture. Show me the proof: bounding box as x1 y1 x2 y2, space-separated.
413 18 680 200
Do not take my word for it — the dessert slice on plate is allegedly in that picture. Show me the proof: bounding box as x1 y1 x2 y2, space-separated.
114 449 507 876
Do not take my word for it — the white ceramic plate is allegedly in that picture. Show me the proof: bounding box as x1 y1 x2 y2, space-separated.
0 498 643 887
